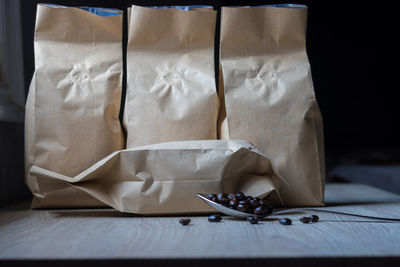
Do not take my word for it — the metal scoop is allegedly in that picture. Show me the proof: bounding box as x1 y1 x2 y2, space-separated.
196 193 273 219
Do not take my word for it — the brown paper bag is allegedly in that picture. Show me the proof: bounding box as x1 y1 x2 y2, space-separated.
25 5 125 208
220 5 325 206
124 6 219 148
31 140 283 214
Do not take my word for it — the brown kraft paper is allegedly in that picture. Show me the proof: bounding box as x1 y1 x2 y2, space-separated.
219 5 325 206
25 5 125 208
124 6 219 148
31 140 283 214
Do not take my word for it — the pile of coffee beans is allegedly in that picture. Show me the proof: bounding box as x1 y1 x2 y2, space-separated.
205 192 274 216
177 192 320 226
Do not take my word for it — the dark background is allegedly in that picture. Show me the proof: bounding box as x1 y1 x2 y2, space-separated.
1 0 400 207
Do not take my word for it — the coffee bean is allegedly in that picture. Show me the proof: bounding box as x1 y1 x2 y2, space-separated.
253 205 265 215
249 199 258 207
220 197 230 205
310 215 319 222
279 218 292 225
247 216 259 224
300 217 311 223
253 197 261 202
238 200 248 205
236 203 247 212
227 193 237 200
207 192 274 217
217 193 227 201
179 218 191 225
208 214 222 222
235 192 246 201
206 193 216 200
229 199 238 208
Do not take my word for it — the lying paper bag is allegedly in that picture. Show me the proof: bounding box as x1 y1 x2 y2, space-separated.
31 140 283 214
124 5 219 148
220 5 325 206
25 5 125 208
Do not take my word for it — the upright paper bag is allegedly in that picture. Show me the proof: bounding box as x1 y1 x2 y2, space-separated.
220 5 325 206
125 6 219 148
25 5 125 208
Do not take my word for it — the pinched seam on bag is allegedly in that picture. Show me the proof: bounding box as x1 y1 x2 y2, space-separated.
155 66 187 89
69 65 90 83
257 68 278 83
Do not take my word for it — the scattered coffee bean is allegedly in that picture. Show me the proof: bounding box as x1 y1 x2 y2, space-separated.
300 216 311 223
247 216 259 224
208 214 222 222
310 215 319 222
179 218 191 225
279 218 292 225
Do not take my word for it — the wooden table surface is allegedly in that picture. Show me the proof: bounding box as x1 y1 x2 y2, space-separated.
1 183 400 266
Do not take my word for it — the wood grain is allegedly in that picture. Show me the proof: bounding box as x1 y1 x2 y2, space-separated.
0 183 400 260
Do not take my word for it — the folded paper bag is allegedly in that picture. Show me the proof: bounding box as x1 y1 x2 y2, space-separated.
30 140 283 214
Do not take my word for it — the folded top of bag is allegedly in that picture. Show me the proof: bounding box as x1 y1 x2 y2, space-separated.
250 4 306 8
147 6 213 11
226 4 306 9
40 4 122 16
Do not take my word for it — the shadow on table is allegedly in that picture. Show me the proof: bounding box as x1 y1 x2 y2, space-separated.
50 209 220 218
324 201 400 207
321 220 400 223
